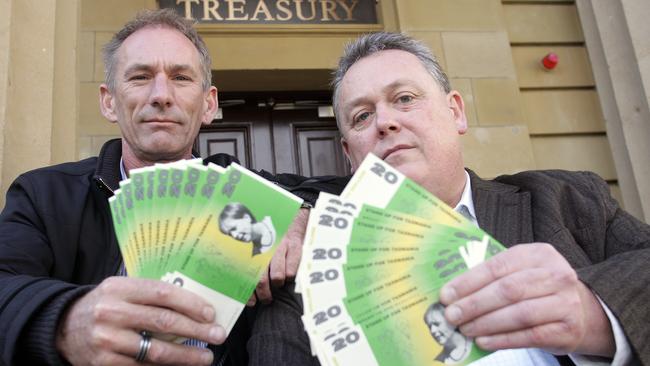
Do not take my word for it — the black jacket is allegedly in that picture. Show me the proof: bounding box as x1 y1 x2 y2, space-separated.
0 139 346 365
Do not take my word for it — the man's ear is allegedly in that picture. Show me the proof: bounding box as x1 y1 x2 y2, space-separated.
202 86 219 126
340 137 356 173
341 136 350 159
447 90 468 135
99 84 118 123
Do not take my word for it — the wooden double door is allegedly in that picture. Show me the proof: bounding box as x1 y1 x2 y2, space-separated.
195 97 350 177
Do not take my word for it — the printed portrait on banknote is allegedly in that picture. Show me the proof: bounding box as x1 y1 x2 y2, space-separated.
218 202 277 256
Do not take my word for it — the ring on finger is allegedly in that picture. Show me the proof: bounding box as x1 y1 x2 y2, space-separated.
135 330 152 363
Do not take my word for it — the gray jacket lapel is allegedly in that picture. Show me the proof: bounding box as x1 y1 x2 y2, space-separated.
468 169 534 247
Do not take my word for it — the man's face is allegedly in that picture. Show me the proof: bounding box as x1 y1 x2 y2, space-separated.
100 26 217 163
337 50 468 202
222 215 253 242
425 308 455 345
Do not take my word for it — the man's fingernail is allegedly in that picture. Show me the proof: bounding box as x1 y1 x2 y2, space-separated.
476 336 493 349
201 349 214 364
246 297 256 307
203 306 215 321
446 305 462 324
459 321 474 335
209 326 225 343
440 286 458 303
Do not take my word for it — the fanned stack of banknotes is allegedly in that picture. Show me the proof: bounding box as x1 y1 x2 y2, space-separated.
296 154 506 365
108 159 302 336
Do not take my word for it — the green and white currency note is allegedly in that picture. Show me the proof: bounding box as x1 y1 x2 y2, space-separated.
296 192 362 294
301 153 508 365
341 153 470 228
129 166 155 276
163 163 301 332
109 160 302 336
109 189 136 274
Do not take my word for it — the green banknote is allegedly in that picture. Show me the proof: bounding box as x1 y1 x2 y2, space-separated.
301 153 507 366
296 192 362 295
341 154 469 227
300 201 494 312
119 178 145 275
129 166 155 277
109 160 302 335
312 288 489 366
109 189 135 273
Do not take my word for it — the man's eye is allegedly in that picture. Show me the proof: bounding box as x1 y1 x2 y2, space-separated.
173 75 191 81
397 95 414 103
129 75 149 81
354 112 371 123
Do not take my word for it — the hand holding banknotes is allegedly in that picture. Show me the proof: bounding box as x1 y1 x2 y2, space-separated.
252 208 310 305
439 243 615 357
55 277 226 365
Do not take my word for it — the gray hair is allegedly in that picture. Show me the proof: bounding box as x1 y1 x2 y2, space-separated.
102 8 212 92
331 32 451 124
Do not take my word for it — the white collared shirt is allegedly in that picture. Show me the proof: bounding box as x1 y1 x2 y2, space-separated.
453 170 631 365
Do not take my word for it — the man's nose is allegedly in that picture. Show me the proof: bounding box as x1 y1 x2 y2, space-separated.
149 74 173 108
375 105 401 136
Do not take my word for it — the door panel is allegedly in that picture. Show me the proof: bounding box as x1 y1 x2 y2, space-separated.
272 109 349 176
197 104 274 172
197 127 249 167
296 128 347 176
197 100 348 177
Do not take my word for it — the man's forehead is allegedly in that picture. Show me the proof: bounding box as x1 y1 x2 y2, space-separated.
117 26 200 68
339 55 427 104
338 50 441 107
344 51 428 86
346 50 425 78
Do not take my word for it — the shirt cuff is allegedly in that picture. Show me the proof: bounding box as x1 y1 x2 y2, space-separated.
568 294 632 366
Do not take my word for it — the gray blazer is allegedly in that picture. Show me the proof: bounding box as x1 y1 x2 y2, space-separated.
471 169 650 365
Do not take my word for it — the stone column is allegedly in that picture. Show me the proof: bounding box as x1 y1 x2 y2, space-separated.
577 0 650 222
0 0 79 207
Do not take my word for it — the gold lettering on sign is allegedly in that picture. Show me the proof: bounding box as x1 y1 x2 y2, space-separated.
226 0 248 20
251 0 274 21
169 0 369 23
337 0 358 21
276 0 293 21
294 0 317 21
201 0 223 20
177 0 199 19
320 0 339 21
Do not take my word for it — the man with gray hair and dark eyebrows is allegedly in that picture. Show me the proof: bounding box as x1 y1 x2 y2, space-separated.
257 32 650 366
0 9 338 366
329 32 650 365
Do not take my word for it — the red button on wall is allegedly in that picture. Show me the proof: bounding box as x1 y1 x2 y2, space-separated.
542 53 559 70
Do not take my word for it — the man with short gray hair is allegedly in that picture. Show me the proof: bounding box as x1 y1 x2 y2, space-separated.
257 32 650 366
0 9 330 365
330 31 650 365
